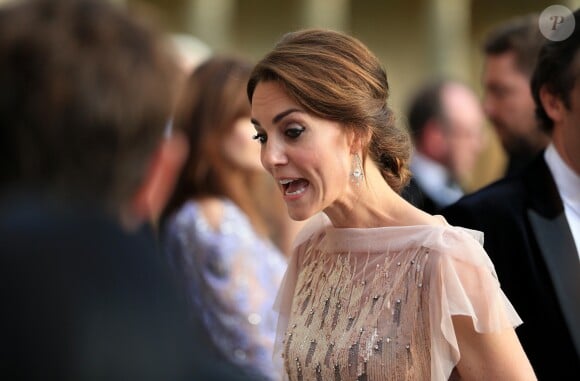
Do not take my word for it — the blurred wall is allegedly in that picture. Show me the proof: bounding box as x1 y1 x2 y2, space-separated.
126 0 580 190
1 0 577 189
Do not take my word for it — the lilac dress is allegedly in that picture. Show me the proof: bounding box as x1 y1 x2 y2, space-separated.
162 199 287 380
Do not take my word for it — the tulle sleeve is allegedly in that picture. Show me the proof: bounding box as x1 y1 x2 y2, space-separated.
427 226 523 379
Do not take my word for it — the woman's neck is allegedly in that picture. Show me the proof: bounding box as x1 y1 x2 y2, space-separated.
324 161 440 229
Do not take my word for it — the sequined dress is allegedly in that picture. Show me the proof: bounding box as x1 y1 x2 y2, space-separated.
274 213 522 381
162 199 288 381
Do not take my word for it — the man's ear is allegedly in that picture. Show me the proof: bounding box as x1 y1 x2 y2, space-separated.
539 85 565 124
130 130 189 229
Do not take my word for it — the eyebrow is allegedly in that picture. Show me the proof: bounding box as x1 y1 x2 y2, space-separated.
251 108 302 127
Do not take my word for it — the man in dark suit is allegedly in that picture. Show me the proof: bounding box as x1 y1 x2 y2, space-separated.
0 0 259 380
403 79 485 214
441 9 580 380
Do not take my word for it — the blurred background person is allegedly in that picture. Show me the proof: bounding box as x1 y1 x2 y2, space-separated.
442 8 580 379
403 79 486 213
169 32 212 75
482 12 550 177
115 0 561 193
160 55 288 381
0 0 261 380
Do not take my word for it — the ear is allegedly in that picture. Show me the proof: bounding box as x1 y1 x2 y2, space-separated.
348 128 371 155
539 85 565 125
130 130 189 228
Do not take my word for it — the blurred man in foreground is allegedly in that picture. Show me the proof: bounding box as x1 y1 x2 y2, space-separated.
0 0 255 380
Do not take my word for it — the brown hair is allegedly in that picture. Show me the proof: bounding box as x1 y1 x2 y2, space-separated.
247 28 412 193
483 13 544 77
0 0 180 214
531 9 580 133
163 55 269 236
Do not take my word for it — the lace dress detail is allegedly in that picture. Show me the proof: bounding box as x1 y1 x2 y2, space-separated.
163 199 287 380
274 213 522 381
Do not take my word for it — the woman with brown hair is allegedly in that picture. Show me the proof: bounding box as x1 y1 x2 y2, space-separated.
160 55 287 381
248 29 536 380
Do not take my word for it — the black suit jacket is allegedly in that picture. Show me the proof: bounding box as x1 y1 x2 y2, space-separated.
441 153 580 380
402 177 439 214
0 193 260 381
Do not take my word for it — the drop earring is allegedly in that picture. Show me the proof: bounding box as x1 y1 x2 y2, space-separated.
350 153 364 185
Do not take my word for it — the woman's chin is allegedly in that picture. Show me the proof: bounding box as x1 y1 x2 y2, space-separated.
287 207 315 222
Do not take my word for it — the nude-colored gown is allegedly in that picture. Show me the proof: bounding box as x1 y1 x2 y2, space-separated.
274 213 522 381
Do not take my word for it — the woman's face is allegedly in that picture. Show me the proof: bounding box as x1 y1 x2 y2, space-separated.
251 81 352 221
222 116 264 172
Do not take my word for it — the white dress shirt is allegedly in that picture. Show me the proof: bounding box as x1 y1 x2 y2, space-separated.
410 152 464 209
544 143 580 261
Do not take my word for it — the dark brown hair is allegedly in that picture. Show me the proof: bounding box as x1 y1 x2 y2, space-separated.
531 9 580 133
163 55 269 236
483 13 544 76
0 0 180 214
247 28 412 193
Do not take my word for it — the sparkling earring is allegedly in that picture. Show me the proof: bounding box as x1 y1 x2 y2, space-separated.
351 153 364 185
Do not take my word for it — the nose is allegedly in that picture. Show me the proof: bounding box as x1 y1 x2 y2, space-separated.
261 138 288 171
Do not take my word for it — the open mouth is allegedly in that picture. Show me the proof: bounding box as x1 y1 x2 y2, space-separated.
279 178 309 196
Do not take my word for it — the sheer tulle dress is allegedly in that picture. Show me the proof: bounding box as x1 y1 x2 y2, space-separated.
273 213 522 381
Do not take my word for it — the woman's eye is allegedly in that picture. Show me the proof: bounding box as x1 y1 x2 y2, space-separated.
252 133 267 144
285 125 305 139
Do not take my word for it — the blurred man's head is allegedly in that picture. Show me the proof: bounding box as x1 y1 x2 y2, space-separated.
408 79 485 183
482 13 550 160
0 0 187 228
